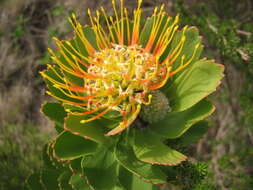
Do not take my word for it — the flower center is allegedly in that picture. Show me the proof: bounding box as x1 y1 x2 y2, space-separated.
85 44 157 111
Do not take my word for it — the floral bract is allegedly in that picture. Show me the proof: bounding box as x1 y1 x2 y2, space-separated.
29 0 225 189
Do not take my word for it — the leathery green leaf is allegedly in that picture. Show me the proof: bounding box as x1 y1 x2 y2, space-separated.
64 114 111 144
54 131 97 160
62 70 84 87
118 165 132 190
42 143 56 170
41 66 85 104
115 139 167 185
70 157 83 174
58 171 73 190
68 157 92 190
133 129 187 165
159 27 202 67
69 173 91 190
41 102 67 125
62 39 88 72
82 148 122 190
118 166 159 190
46 141 66 169
164 59 224 112
40 168 61 190
44 79 84 104
131 175 160 190
177 120 209 145
26 173 44 190
83 26 99 50
151 99 215 139
74 32 89 58
139 15 173 50
55 123 64 133
139 17 154 47
57 41 84 86
111 19 133 45
63 103 86 113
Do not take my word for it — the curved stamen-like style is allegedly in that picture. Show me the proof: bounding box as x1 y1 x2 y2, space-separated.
41 0 200 136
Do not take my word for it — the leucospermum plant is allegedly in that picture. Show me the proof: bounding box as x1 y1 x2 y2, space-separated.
26 0 224 189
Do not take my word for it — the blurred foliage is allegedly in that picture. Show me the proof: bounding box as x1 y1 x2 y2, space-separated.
11 15 26 43
50 5 65 16
175 0 253 68
0 123 50 190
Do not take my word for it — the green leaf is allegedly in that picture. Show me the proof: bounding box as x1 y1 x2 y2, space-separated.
118 166 159 190
139 15 173 51
55 123 64 133
42 67 84 104
63 104 86 113
160 27 202 67
83 26 99 50
70 157 83 174
164 59 224 112
68 158 93 190
139 17 154 47
57 41 85 86
133 129 187 165
40 168 62 190
63 39 87 71
82 148 122 190
42 143 56 170
58 171 73 190
177 120 209 145
62 70 84 87
74 32 89 58
160 27 203 100
69 173 91 190
178 27 203 66
115 139 167 185
151 99 215 139
118 165 132 190
111 20 133 45
131 175 160 190
45 141 66 169
26 173 44 190
54 131 97 160
64 114 111 144
41 102 67 125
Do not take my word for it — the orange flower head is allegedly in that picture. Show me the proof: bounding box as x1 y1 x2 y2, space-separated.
41 0 201 136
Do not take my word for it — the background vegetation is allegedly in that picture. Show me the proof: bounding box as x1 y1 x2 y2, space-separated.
0 0 252 189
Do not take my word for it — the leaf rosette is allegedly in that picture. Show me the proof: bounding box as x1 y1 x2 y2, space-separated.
27 0 224 189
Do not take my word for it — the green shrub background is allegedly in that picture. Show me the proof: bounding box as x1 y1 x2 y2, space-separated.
0 0 252 189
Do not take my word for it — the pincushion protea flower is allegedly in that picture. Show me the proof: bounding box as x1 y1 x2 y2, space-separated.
40 0 202 136
28 0 224 189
